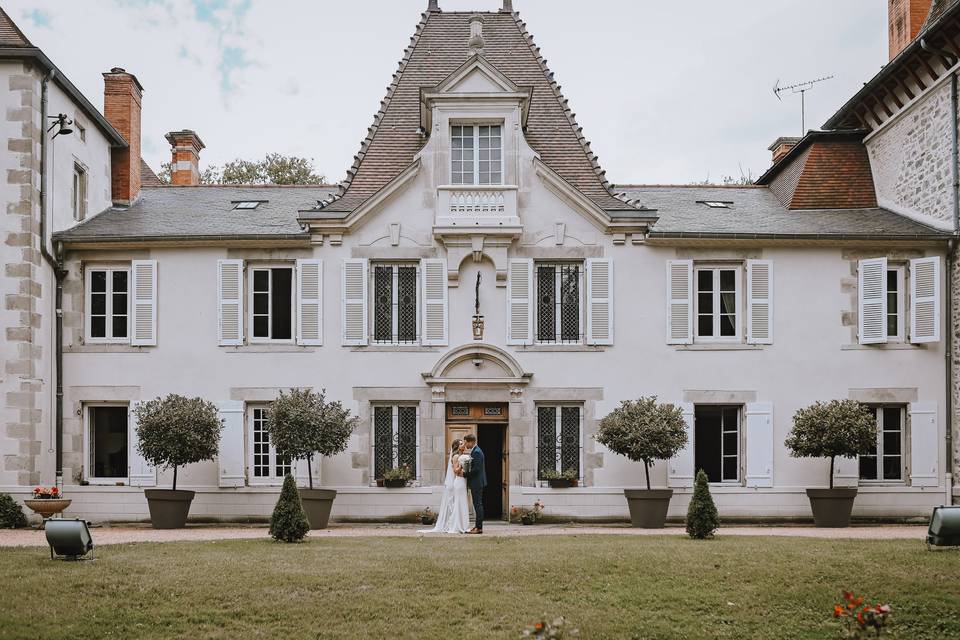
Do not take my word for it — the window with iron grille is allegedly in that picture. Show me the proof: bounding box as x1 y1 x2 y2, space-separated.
249 406 292 483
372 263 418 344
860 406 905 482
372 404 419 480
536 405 582 481
250 266 294 341
451 124 502 185
535 262 583 343
86 266 129 343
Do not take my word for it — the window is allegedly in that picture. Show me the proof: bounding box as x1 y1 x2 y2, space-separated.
694 405 740 483
372 405 418 480
87 267 129 342
87 405 128 482
250 266 293 341
535 262 583 343
537 405 582 481
76 120 86 142
699 201 731 209
886 267 905 342
860 406 905 482
72 163 87 221
249 406 292 483
695 266 740 340
233 201 262 210
372 263 418 344
451 124 502 185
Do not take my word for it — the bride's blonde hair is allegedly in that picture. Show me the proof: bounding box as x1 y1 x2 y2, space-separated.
450 439 462 454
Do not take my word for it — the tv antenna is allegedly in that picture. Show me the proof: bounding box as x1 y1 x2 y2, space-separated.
773 75 834 135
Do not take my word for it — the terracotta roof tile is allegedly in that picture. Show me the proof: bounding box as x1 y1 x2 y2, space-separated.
0 7 32 48
140 159 164 187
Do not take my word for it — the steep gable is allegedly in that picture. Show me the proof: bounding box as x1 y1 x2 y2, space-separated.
0 7 32 47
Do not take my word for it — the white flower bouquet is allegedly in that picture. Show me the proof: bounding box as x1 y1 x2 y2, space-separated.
458 454 472 475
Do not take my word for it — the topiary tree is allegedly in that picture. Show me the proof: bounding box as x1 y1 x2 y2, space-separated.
785 400 877 489
595 396 688 491
266 388 357 489
686 469 719 539
0 493 27 529
134 394 223 491
270 474 309 542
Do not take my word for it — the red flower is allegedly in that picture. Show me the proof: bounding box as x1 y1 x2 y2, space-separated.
833 605 844 618
50 487 59 495
843 591 854 601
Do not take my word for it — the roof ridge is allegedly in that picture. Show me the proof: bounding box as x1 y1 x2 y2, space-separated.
149 183 339 189
616 184 766 189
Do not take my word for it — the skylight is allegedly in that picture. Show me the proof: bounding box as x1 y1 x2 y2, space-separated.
700 201 732 209
232 201 263 210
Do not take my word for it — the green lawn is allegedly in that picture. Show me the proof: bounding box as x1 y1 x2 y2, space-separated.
1 535 959 639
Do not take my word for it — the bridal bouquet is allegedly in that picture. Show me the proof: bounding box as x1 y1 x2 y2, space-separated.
457 454 472 475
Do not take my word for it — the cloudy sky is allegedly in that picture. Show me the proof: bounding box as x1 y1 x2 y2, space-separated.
7 0 887 185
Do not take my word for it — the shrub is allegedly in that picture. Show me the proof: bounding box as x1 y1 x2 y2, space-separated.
686 469 719 539
270 474 310 543
134 394 223 490
266 389 357 489
595 396 688 490
786 400 877 489
0 493 27 529
382 466 413 482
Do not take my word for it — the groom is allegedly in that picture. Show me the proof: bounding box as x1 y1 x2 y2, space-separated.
461 433 486 534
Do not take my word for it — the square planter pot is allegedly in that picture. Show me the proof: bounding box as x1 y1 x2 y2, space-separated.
299 488 336 530
624 489 673 529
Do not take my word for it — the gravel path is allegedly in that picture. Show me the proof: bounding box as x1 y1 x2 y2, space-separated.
0 523 928 548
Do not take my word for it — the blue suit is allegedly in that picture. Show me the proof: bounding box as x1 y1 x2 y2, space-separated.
466 445 487 529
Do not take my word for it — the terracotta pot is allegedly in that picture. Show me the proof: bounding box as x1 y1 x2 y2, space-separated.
806 488 858 528
376 478 385 488
299 488 336 530
624 489 673 529
384 479 407 488
144 489 195 529
24 499 71 520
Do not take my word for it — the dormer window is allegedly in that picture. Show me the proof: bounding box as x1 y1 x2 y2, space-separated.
451 124 502 185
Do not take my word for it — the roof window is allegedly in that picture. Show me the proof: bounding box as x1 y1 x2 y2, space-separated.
698 201 732 209
232 201 264 210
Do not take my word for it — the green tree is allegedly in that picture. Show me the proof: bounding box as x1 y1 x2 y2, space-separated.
269 474 309 543
157 154 326 185
686 469 719 539
785 400 877 489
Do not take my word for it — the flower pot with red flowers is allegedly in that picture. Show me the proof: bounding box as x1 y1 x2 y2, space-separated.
595 397 688 528
23 486 71 521
417 507 436 526
786 400 878 528
265 389 357 529
134 395 224 529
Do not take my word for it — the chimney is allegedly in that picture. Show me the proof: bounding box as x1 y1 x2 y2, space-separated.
768 136 801 165
468 14 485 51
427 0 439 12
888 0 932 60
102 67 143 205
164 130 205 186
501 0 514 12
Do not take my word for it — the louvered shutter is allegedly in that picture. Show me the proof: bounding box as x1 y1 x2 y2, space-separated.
858 257 887 345
507 259 533 345
666 260 693 344
744 402 774 487
586 258 613 345
217 401 245 487
342 259 368 346
909 402 938 487
130 260 157 346
296 259 323 346
217 259 244 346
421 258 448 346
746 260 773 345
667 402 695 488
833 456 859 487
129 407 156 487
910 257 941 344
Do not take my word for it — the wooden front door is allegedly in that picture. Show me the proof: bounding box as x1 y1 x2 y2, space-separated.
445 403 509 520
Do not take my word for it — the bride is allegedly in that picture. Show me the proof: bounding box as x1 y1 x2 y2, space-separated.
419 439 470 534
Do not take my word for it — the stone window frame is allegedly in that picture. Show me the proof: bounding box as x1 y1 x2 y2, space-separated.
370 402 421 485
82 402 130 485
450 122 503 185
84 263 131 345
534 261 585 345
72 160 88 221
534 403 584 484
369 261 421 346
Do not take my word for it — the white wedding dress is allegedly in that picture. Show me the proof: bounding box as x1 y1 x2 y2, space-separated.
419 453 469 534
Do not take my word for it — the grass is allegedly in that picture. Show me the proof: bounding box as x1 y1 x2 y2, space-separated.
1 535 959 639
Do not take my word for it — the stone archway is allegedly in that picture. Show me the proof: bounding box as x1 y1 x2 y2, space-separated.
422 342 532 397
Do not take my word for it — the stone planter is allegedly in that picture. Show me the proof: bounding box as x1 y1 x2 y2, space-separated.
624 489 673 529
299 488 336 530
144 489 195 529
547 479 572 489
806 488 858 528
24 498 71 520
384 479 407 488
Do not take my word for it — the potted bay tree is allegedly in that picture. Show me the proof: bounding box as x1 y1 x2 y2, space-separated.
266 388 357 529
134 394 223 529
595 396 688 528
786 399 877 527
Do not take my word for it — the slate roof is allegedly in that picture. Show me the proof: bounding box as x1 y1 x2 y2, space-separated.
0 6 31 47
54 185 338 242
616 186 949 240
317 9 632 214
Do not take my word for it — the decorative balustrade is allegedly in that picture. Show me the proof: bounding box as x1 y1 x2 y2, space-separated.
448 189 506 214
435 185 520 229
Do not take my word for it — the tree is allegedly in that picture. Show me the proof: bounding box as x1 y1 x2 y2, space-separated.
595 396 688 491
265 388 357 489
269 474 309 542
156 153 325 185
0 493 27 529
134 394 223 491
156 162 222 185
785 400 877 489
686 469 719 539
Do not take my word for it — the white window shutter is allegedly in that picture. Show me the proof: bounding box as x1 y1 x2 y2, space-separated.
217 259 244 346
295 456 314 485
130 260 157 346
217 401 245 487
296 259 323 346
666 260 693 345
342 259 368 346
129 408 156 487
586 258 613 345
667 402 695 488
910 257 941 344
421 258 448 346
858 257 887 344
833 456 859 487
507 259 534 345
744 402 774 487
746 260 773 345
909 402 939 487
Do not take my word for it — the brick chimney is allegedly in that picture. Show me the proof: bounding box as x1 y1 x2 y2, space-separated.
164 130 205 186
103 67 143 205
768 136 801 165
889 0 932 60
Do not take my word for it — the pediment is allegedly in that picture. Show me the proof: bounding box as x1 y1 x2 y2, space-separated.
434 55 522 95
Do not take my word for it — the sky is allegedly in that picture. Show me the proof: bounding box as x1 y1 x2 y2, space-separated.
6 0 888 185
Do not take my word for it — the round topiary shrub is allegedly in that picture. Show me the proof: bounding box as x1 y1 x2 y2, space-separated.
0 493 27 529
270 474 310 543
686 469 719 539
786 400 877 489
